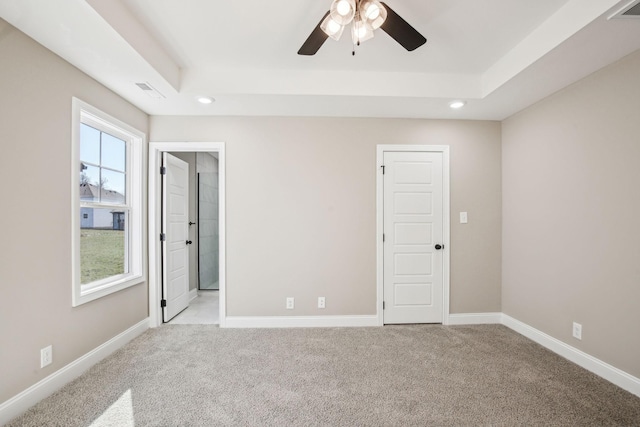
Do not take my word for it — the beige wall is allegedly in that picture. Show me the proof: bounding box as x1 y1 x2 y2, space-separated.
170 152 198 291
0 19 149 402
151 117 502 317
502 50 640 378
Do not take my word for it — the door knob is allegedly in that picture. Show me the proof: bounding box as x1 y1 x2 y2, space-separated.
435 244 444 250
186 240 193 245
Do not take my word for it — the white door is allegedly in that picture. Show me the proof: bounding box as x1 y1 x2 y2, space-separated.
162 153 190 322
383 151 444 324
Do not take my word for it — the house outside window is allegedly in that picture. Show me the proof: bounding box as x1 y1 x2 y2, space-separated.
72 98 145 306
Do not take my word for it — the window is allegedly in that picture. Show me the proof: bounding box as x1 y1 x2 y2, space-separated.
72 98 144 306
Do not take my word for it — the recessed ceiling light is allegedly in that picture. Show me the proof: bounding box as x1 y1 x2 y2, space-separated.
449 100 466 109
197 96 215 105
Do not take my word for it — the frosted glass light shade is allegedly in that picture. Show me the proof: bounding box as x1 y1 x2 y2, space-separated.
330 0 356 25
320 15 345 40
359 0 387 29
351 18 374 44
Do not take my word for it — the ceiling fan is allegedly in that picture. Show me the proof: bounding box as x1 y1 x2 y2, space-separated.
298 0 426 55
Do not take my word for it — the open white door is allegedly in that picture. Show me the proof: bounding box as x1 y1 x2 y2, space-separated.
162 153 190 322
383 151 444 324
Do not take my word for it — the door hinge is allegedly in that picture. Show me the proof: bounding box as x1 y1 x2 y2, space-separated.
160 166 166 175
383 301 385 310
160 233 166 241
383 233 385 242
160 299 167 308
381 165 385 174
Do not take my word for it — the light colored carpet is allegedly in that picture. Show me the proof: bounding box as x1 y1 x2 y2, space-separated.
7 324 640 426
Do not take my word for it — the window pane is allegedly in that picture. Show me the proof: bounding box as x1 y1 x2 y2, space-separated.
102 132 126 172
101 169 126 203
80 164 100 201
80 208 128 284
80 124 100 165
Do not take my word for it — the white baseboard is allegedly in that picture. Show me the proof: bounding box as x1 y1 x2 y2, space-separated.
502 314 640 398
226 313 504 328
224 315 379 328
189 288 198 302
0 318 149 426
447 312 503 325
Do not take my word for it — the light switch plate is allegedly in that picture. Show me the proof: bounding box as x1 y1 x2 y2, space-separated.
460 212 468 224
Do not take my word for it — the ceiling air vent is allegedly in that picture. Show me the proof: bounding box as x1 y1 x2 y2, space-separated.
135 82 165 99
609 0 640 19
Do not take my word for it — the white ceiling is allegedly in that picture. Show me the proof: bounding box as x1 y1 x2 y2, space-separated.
2 0 640 120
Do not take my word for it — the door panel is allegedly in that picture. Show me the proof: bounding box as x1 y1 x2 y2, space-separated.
394 193 433 214
383 151 443 324
394 223 432 245
394 253 432 275
162 153 190 322
394 283 432 305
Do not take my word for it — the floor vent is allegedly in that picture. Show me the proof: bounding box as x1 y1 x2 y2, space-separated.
609 0 640 19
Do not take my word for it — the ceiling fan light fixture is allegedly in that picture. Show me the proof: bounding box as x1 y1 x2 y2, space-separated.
298 0 426 55
330 0 356 25
360 0 387 29
320 15 345 40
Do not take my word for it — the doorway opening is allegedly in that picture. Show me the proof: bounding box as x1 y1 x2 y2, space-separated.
148 142 226 328
195 153 220 292
163 152 220 324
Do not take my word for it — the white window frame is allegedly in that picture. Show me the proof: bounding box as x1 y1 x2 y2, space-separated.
71 98 145 306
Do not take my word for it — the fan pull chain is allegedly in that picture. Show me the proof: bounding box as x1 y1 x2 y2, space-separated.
353 0 359 56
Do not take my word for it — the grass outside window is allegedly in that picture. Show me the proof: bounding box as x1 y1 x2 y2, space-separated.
80 229 125 284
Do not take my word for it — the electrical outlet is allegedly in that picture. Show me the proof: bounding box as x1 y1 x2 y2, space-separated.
286 297 294 310
318 297 326 309
40 345 52 368
572 322 582 340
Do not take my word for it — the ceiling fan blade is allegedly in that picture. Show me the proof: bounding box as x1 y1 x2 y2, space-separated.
298 11 330 56
380 2 426 51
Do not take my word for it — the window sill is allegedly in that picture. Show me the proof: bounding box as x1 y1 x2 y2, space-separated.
72 274 145 307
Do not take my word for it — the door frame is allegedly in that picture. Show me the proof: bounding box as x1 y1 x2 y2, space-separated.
148 142 226 328
376 145 450 326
